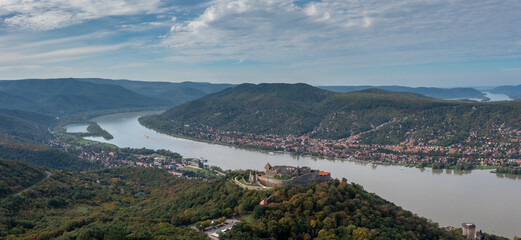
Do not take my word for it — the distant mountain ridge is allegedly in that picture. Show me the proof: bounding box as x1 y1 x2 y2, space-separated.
77 78 235 106
318 85 486 100
0 78 170 115
141 83 521 146
490 84 521 100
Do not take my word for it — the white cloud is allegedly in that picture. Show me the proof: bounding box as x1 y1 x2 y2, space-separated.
119 21 173 32
0 43 132 65
162 0 521 66
0 0 165 30
3 32 111 51
0 65 43 72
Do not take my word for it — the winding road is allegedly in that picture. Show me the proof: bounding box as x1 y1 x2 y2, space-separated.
15 171 51 196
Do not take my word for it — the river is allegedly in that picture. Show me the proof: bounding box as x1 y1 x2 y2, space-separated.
483 92 513 102
68 111 521 238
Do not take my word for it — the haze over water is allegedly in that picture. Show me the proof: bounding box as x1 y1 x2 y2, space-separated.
71 111 521 238
483 92 513 101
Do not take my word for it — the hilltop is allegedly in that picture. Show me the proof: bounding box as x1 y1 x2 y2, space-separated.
146 83 333 135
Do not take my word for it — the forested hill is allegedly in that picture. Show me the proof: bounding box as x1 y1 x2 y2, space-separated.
1 164 482 239
141 83 521 146
0 78 169 115
318 85 485 100
224 179 469 239
146 83 334 135
0 142 98 172
0 109 54 143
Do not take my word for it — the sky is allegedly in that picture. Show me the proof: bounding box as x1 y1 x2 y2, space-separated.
0 0 521 87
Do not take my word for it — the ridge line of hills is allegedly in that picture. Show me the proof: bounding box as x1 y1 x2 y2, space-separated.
3 78 520 107
141 83 521 147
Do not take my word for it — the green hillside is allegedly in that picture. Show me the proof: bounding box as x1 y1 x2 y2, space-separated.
141 83 521 146
0 165 481 239
0 109 54 143
0 142 98 172
143 83 333 135
0 91 35 110
0 167 263 239
224 179 469 239
0 159 46 198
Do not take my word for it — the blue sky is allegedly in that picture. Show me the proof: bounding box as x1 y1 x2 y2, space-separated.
1 0 521 87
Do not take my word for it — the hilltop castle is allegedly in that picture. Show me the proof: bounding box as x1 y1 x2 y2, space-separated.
249 163 331 187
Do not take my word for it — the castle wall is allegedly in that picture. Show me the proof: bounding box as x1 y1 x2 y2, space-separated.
258 171 331 187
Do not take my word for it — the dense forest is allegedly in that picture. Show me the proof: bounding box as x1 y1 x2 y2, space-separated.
141 83 521 146
224 179 468 240
0 161 509 239
140 83 334 136
0 166 265 239
0 159 46 198
0 143 97 172
0 109 54 144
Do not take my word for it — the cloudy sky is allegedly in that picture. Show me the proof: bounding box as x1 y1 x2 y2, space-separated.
1 0 520 87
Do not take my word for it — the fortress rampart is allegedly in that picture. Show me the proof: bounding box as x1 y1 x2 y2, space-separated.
250 163 331 187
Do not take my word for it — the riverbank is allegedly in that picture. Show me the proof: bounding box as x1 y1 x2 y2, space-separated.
138 116 506 175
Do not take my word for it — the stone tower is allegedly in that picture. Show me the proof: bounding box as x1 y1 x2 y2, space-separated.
462 223 476 240
249 171 257 183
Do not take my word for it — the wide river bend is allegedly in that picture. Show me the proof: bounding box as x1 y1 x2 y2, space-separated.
72 111 521 238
